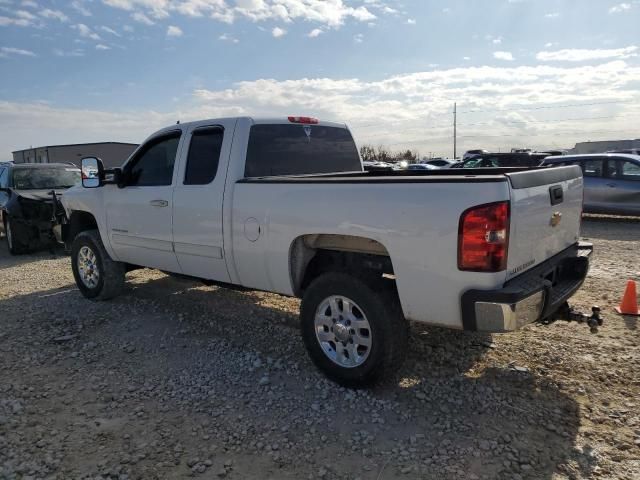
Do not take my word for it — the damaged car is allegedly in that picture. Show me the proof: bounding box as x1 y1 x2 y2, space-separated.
0 162 80 254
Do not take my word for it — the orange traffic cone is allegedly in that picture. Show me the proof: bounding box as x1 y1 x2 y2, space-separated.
615 280 640 316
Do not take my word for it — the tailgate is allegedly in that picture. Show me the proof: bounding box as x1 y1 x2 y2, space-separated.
505 166 583 279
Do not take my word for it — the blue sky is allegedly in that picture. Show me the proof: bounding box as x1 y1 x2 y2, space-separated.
1 0 639 158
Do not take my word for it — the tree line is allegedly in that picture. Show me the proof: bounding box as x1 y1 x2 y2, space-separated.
359 145 420 163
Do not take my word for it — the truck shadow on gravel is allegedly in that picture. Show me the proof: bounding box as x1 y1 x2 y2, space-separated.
0 274 596 480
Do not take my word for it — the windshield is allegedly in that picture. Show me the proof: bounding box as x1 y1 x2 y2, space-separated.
12 167 81 190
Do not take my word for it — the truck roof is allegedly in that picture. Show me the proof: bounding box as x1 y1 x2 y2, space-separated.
161 116 348 133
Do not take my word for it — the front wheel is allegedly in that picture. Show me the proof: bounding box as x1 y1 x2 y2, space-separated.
71 230 125 300
5 216 29 255
300 272 408 387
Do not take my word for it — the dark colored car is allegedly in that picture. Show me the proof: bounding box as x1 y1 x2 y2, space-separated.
0 163 81 254
542 153 640 216
423 158 455 168
451 152 550 169
406 163 437 171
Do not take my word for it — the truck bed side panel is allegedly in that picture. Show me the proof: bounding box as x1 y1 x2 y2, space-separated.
231 179 511 328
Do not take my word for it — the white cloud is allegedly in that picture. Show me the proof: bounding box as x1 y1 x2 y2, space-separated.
39 8 68 22
3 61 640 157
463 56 471 61
100 0 379 29
53 48 85 57
131 11 154 25
544 12 560 18
71 1 92 17
0 14 35 27
100 25 121 37
271 26 285 38
609 3 631 13
406 18 416 25
536 46 638 62
308 28 323 37
0 46 36 57
493 51 514 61
21 1 38 8
167 25 183 37
72 23 101 41
354 33 363 43
219 33 238 43
95 43 110 50
15 10 36 20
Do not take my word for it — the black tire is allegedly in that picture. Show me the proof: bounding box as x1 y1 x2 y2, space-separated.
5 216 29 255
71 230 125 300
300 272 408 387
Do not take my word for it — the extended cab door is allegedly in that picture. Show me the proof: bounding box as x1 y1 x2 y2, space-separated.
171 122 233 282
105 130 182 272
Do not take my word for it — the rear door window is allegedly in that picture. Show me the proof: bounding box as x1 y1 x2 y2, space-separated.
582 159 604 177
244 124 361 177
184 127 224 185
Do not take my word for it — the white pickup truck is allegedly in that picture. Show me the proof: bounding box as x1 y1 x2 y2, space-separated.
61 116 594 386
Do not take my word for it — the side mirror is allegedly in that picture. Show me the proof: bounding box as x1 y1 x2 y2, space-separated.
81 157 104 188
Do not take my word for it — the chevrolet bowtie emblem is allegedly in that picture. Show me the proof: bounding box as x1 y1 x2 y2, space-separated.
550 211 562 227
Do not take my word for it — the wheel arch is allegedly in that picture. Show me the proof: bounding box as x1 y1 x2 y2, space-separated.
289 234 396 297
66 210 99 249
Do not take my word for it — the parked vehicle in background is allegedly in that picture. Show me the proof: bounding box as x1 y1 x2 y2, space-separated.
407 163 438 171
451 152 550 169
61 115 593 386
542 153 640 216
0 163 80 254
363 161 394 172
462 149 489 160
422 158 456 168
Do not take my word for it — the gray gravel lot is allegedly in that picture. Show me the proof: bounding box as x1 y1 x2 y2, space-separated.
1 216 639 479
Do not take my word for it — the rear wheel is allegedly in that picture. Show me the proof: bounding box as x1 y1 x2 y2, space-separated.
5 216 29 255
71 230 125 300
300 272 408 387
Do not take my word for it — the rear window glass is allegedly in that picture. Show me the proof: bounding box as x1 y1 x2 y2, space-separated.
244 124 361 177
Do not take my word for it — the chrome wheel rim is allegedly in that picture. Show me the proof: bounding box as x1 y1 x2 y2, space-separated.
77 245 100 289
314 295 372 368
6 220 12 250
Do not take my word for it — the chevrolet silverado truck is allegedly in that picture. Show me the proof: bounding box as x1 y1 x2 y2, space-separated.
61 116 596 386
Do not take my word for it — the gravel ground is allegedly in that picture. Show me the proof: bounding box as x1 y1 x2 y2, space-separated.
1 216 639 480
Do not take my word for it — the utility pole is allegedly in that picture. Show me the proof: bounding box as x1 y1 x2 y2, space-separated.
453 102 457 159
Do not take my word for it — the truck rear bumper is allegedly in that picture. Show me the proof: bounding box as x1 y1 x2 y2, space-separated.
461 242 592 332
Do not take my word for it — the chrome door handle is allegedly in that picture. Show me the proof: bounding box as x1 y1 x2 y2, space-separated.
150 199 169 207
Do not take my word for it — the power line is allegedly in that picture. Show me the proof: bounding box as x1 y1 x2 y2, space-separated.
372 127 640 148
350 99 639 131
456 99 632 114
355 112 640 141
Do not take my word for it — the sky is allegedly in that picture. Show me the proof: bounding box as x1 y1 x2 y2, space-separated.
0 0 639 159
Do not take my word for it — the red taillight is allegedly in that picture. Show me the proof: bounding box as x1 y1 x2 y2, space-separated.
458 201 510 272
288 116 319 124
